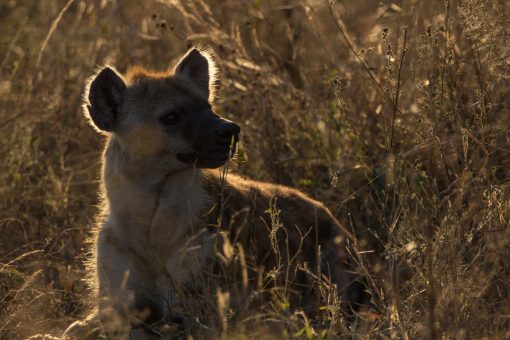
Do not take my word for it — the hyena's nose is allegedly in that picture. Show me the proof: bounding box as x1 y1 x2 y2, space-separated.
215 121 241 142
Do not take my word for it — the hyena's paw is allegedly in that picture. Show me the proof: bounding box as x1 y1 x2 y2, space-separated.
130 313 187 338
128 327 163 340
61 318 101 340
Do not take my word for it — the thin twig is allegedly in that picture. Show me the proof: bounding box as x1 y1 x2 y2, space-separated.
426 220 437 340
36 0 76 67
217 135 236 226
439 0 449 113
389 27 408 153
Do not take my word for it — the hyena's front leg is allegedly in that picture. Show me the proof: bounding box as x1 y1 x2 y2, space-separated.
63 230 163 338
94 230 165 334
61 312 101 339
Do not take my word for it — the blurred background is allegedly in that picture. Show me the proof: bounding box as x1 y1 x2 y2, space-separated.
1 0 510 338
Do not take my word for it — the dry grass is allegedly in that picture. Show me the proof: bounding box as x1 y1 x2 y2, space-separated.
1 0 510 338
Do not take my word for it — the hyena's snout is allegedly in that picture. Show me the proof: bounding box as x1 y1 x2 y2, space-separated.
214 119 240 145
202 117 240 166
178 113 241 169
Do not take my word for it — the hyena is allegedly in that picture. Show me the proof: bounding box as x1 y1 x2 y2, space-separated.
64 48 358 338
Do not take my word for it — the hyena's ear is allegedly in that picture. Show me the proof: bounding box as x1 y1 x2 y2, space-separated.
84 66 127 132
174 48 218 102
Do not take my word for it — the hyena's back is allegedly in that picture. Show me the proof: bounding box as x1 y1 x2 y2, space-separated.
203 171 353 306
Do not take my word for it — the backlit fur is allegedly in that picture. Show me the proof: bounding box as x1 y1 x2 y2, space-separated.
63 48 357 339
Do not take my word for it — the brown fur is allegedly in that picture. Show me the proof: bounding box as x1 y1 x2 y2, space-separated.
63 48 357 339
202 171 355 305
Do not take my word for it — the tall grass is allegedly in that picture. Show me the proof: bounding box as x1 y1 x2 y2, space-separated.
1 0 509 338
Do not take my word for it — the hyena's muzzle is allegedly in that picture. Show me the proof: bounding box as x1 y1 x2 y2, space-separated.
177 106 240 169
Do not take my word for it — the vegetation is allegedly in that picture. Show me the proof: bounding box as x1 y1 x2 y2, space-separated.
1 0 509 338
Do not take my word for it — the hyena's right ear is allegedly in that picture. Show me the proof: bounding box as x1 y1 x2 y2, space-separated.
84 66 127 132
174 48 218 102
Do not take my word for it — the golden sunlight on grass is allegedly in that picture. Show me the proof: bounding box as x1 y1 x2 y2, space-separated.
1 0 510 338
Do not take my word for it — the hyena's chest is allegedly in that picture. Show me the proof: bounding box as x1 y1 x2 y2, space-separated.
147 182 218 283
150 211 218 310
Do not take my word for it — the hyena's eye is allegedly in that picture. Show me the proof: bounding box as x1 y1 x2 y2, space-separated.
159 111 180 125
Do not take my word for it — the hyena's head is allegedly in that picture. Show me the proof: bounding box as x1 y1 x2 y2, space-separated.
84 48 240 171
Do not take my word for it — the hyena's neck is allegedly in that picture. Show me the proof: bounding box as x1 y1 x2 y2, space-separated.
100 138 210 260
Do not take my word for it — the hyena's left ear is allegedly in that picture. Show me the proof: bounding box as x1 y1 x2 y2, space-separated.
174 48 218 102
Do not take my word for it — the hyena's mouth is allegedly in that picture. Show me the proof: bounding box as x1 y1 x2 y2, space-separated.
177 146 236 169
